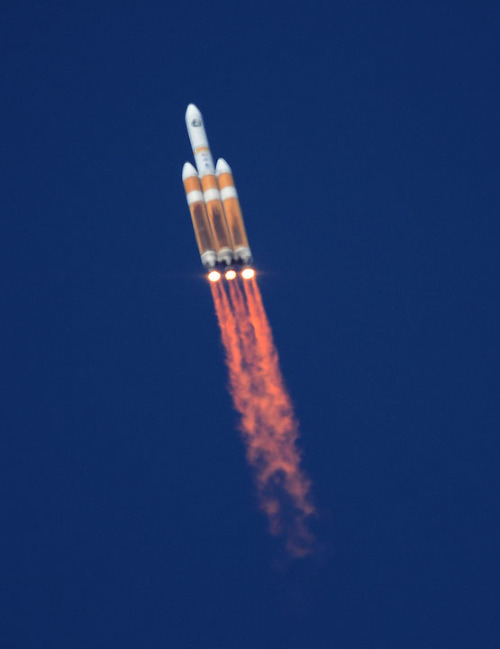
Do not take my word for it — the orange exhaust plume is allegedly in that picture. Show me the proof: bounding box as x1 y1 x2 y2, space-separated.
211 278 315 556
210 282 258 442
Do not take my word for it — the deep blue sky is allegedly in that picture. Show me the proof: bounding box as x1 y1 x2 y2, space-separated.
2 1 499 647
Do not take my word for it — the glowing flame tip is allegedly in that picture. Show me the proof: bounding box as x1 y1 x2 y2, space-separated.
208 270 221 283
241 268 255 280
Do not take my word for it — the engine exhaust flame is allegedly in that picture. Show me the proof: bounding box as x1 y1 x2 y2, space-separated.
211 278 315 556
241 267 255 280
208 270 221 283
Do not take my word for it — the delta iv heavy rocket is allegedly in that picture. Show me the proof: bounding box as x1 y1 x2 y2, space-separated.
183 104 254 282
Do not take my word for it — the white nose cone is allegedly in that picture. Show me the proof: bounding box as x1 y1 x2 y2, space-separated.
185 104 203 128
185 104 206 150
215 158 232 175
185 103 214 176
182 161 198 181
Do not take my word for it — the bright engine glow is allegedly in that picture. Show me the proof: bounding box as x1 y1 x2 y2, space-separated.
208 270 221 283
225 269 237 280
241 268 255 280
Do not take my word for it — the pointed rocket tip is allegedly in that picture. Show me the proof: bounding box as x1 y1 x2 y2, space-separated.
182 162 198 180
185 103 201 121
215 158 231 175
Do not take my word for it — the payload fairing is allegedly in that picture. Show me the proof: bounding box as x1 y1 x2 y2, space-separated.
183 104 254 281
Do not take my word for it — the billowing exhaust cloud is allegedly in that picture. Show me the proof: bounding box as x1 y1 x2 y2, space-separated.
211 278 315 557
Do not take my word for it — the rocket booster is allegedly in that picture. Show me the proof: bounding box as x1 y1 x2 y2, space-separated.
183 104 253 277
182 162 217 269
216 159 252 265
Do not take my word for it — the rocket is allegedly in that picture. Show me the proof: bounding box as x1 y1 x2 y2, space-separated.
183 104 254 281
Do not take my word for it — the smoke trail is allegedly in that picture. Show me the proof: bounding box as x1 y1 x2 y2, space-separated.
212 279 315 556
210 282 258 456
241 279 315 556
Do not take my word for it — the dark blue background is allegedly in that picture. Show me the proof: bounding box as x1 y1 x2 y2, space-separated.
2 1 499 647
